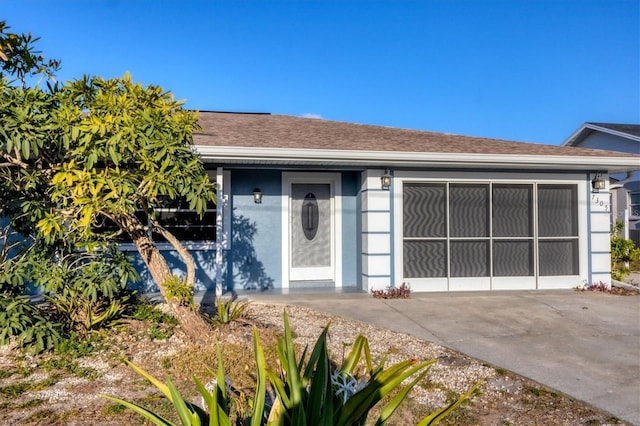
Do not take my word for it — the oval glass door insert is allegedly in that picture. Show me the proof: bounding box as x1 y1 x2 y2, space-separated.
301 193 319 240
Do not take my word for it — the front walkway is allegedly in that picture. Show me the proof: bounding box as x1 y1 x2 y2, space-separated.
236 289 640 425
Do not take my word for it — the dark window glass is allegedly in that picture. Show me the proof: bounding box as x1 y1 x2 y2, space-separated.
152 193 217 242
630 193 640 217
155 210 217 242
94 211 147 243
95 193 216 243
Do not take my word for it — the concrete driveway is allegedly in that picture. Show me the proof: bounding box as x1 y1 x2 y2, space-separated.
242 289 640 425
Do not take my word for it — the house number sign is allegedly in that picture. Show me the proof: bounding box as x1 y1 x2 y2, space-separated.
591 194 610 213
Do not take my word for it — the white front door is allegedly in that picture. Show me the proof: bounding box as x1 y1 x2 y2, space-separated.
289 183 334 281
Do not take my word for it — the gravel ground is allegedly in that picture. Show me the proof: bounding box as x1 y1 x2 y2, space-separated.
0 302 629 425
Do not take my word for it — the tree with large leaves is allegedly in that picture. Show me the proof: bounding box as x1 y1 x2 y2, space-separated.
0 20 60 89
1 21 216 341
0 21 141 351
40 74 216 336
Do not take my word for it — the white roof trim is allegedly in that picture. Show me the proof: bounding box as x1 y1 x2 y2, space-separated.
195 145 639 173
563 123 640 146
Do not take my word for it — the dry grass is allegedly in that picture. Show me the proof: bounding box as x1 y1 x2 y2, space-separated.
0 303 629 425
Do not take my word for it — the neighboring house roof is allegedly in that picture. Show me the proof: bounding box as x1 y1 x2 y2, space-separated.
563 122 640 147
194 112 640 172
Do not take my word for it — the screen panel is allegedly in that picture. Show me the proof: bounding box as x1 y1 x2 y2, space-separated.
403 183 446 238
450 184 489 238
404 240 447 278
538 185 578 237
493 241 533 276
493 185 532 237
539 240 579 276
450 240 489 277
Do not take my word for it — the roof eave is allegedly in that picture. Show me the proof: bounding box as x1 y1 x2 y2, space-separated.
563 123 640 146
194 146 639 173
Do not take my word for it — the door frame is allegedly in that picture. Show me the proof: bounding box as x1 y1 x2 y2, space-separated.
281 172 342 288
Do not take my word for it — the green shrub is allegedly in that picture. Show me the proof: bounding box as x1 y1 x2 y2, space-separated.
0 228 33 296
163 275 195 309
0 294 62 353
103 310 480 425
30 246 139 333
130 298 178 325
53 331 105 357
611 221 640 281
129 298 178 340
46 290 133 333
0 242 140 353
148 324 174 341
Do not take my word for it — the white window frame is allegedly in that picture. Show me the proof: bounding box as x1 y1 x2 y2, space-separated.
630 191 640 219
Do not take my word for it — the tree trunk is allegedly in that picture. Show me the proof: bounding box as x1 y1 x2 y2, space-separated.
115 212 213 342
150 219 196 288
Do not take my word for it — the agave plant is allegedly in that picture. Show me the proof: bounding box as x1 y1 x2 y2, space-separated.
266 311 479 425
210 299 250 326
103 310 479 425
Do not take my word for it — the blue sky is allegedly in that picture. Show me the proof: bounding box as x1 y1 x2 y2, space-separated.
2 0 638 145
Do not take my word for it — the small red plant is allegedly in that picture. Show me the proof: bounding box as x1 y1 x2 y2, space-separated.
371 282 411 299
576 281 610 292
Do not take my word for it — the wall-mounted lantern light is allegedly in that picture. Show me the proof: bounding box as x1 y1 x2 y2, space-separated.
253 188 262 204
381 169 392 190
591 174 606 192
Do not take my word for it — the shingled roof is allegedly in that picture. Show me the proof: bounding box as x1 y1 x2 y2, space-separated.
193 112 640 172
196 112 630 156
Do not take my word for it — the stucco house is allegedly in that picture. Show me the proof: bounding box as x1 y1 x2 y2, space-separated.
563 122 640 245
128 112 639 294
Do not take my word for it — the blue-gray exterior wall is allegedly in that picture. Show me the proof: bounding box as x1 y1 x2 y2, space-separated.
130 169 361 293
226 169 361 290
226 169 282 292
575 132 638 154
341 171 361 287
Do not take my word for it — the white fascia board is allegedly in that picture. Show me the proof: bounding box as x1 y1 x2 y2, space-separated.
562 123 590 146
194 145 639 173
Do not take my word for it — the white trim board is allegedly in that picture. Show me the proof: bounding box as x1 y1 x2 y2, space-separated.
195 145 639 174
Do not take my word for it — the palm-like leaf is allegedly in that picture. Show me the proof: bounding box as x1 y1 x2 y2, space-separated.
417 380 481 426
251 327 267 426
101 395 177 426
103 311 477 426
